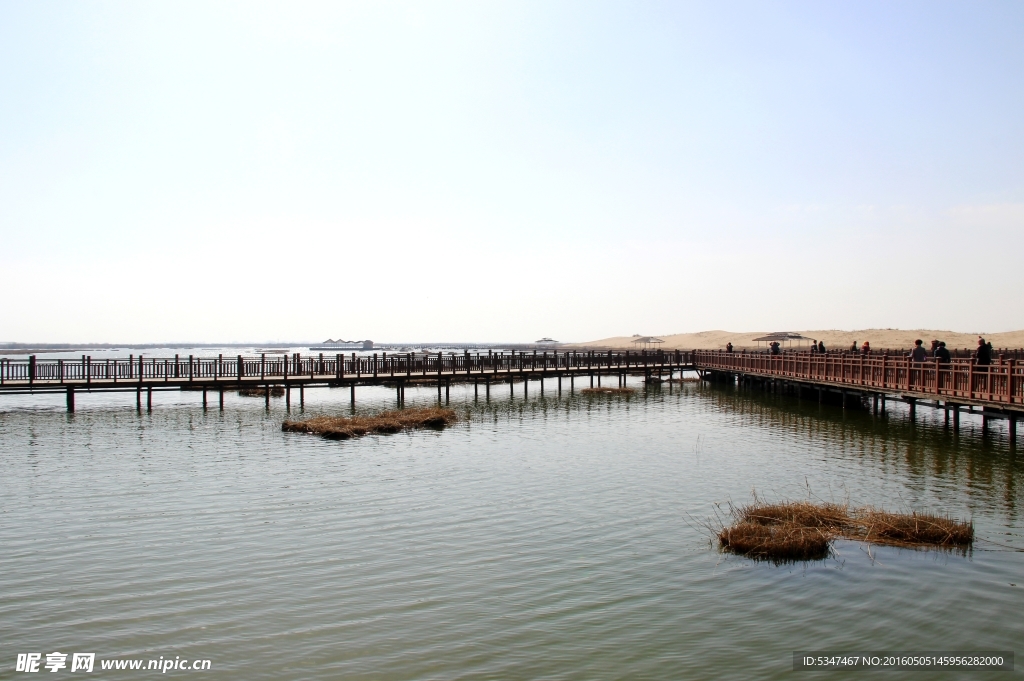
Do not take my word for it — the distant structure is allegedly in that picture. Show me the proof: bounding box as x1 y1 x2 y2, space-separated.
631 336 665 350
751 332 815 350
309 339 374 351
535 337 558 344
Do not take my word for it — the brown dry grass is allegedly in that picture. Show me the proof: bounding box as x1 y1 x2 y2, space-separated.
740 501 851 530
719 522 832 561
282 407 457 440
238 386 285 397
580 387 636 395
858 510 973 547
716 498 973 562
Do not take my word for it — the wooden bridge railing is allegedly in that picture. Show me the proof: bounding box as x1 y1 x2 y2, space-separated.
0 349 694 387
694 350 1024 408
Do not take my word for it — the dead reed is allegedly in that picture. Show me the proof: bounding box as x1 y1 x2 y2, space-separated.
282 407 457 440
580 387 636 395
719 522 832 561
716 497 973 562
858 510 973 547
238 386 285 397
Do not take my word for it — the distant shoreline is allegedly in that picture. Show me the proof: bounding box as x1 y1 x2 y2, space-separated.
575 328 1024 351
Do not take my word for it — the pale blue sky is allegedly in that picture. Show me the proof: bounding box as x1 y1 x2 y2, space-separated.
2 1 1022 342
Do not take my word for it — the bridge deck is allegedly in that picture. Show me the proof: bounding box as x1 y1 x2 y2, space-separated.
0 350 692 395
694 350 1024 414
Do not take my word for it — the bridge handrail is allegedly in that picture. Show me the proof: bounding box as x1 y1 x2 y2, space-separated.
692 349 1023 407
0 349 693 385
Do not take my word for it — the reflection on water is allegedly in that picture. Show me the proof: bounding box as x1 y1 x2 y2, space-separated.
1 379 1022 680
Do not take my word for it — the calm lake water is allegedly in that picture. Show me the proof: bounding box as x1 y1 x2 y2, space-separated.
2 375 1021 679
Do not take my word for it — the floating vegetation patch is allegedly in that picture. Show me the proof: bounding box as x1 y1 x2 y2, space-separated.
238 386 285 397
580 387 636 395
713 496 973 563
282 407 458 440
859 510 974 547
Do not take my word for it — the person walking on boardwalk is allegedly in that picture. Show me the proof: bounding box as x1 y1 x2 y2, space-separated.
818 340 826 353
861 341 871 355
976 337 992 366
770 341 781 355
909 339 928 362
726 342 734 353
935 341 951 363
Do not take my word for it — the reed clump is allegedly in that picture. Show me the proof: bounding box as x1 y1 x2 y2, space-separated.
282 407 457 440
859 510 973 547
719 521 832 561
716 497 973 562
580 387 636 395
238 386 285 397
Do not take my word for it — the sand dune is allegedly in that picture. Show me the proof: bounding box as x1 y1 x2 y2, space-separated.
575 329 1024 351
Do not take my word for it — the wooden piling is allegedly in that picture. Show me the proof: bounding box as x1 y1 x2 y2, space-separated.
953 405 960 433
147 387 153 412
219 389 224 411
66 386 75 413
300 385 304 409
136 388 142 412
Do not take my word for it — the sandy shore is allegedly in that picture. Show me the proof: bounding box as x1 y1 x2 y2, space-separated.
575 329 1024 351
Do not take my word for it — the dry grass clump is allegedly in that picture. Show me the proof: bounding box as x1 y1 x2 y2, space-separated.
580 387 636 395
741 501 851 530
238 386 285 397
859 510 973 547
715 497 973 562
719 522 832 561
282 407 457 440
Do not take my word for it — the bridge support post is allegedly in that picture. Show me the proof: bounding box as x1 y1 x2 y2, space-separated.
908 399 916 422
66 386 75 413
300 386 304 410
350 384 355 411
485 378 491 400
202 389 207 410
944 403 949 428
523 378 528 398
558 375 562 393
397 383 402 406
474 379 478 400
510 378 514 398
446 380 450 404
438 382 443 402
286 387 291 410
953 405 960 433
219 389 224 411
147 387 153 412
570 375 574 393
265 385 270 408
590 373 594 388
597 374 601 387
1009 415 1017 447
136 388 142 413
872 394 878 414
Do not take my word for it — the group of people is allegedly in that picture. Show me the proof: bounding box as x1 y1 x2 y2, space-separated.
730 336 996 365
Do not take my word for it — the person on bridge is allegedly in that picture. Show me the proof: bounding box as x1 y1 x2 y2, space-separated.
861 341 871 355
850 341 858 352
770 341 781 355
725 342 734 353
909 339 928 362
809 341 818 353
930 339 940 355
935 341 951 363
817 340 826 353
976 338 993 366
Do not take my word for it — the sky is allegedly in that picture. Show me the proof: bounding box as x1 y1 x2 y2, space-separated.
1 1 1022 343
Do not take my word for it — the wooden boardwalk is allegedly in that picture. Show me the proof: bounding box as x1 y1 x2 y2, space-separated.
0 350 693 411
695 349 1022 442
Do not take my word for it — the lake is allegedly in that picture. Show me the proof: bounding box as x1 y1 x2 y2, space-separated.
2 374 1021 679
